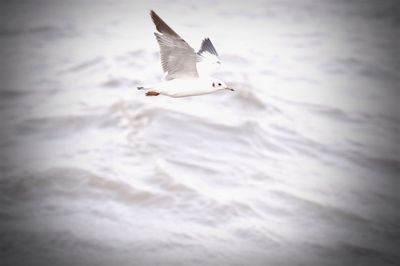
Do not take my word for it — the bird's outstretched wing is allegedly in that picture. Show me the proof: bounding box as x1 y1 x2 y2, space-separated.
196 38 222 76
150 10 199 80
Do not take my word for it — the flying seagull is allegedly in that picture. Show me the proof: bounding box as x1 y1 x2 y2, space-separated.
138 10 234 97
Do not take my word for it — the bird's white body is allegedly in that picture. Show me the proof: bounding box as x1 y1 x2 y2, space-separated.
145 78 225 98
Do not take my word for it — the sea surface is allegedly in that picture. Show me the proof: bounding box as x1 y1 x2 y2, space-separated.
1 0 399 265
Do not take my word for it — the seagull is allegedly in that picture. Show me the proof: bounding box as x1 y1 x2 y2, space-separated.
137 10 234 97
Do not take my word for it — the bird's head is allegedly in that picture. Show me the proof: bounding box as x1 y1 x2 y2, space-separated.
211 79 234 92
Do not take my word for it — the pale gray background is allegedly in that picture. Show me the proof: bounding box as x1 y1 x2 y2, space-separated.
1 0 399 265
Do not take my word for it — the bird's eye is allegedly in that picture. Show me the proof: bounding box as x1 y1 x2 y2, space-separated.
212 82 215 87
218 83 221 86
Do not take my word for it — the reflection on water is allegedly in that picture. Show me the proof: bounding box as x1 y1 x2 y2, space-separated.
0 0 399 265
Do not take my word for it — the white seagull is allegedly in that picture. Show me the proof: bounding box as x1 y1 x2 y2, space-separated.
138 10 234 97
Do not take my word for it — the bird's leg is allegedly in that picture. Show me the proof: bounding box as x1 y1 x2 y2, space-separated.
146 91 160 96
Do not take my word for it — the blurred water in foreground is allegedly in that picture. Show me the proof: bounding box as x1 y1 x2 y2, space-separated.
0 0 399 265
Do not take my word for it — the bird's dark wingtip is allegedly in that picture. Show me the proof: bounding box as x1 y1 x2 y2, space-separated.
198 38 220 57
148 9 180 37
150 10 156 22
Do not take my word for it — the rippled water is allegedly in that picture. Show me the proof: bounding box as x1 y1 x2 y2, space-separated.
1 0 399 265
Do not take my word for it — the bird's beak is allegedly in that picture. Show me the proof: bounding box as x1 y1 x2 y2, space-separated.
226 87 235 91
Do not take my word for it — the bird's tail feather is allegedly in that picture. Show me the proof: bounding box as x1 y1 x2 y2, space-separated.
137 85 155 91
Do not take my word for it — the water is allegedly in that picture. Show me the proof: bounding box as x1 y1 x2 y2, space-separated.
1 0 399 265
